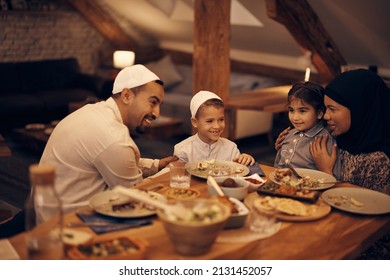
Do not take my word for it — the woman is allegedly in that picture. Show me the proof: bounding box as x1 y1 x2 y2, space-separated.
309 69 390 260
309 69 389 195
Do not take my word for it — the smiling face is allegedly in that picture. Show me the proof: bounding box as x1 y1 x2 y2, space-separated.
323 95 351 136
288 97 323 132
192 104 225 145
119 81 164 131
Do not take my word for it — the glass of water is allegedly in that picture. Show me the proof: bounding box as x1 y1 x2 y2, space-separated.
169 162 191 188
249 206 279 235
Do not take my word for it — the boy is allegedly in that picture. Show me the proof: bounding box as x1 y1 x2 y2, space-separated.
174 90 255 166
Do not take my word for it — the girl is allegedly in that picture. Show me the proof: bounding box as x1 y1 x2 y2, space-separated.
274 82 339 176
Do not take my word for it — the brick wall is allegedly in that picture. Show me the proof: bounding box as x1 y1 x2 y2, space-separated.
0 10 113 74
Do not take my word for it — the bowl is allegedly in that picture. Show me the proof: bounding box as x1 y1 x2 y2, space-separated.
242 174 266 192
207 176 249 200
224 197 249 229
157 199 230 256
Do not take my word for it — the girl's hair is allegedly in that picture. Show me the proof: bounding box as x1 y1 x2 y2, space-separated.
287 81 325 113
196 98 224 118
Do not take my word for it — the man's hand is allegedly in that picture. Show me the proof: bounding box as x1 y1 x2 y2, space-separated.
158 156 178 170
234 153 255 166
309 134 337 175
275 127 291 151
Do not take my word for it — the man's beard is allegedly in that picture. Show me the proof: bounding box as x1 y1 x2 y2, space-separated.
135 125 144 134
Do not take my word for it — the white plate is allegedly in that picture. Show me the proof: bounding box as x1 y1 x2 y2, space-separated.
322 187 390 215
89 190 166 218
185 160 249 179
269 168 336 190
244 192 331 222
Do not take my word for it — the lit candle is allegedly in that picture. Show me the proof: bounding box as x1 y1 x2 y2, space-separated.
304 67 311 82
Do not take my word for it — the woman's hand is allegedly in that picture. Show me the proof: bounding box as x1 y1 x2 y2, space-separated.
274 127 291 150
158 156 178 170
234 153 255 166
309 134 337 175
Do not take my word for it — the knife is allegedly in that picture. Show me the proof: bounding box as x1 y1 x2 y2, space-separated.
287 163 303 179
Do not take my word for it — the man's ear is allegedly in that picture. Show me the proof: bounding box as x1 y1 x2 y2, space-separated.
191 117 198 128
120 88 134 104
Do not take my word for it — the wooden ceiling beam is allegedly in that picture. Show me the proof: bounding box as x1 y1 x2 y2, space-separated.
265 0 347 82
66 0 162 63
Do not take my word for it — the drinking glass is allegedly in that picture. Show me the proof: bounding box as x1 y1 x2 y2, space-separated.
169 162 191 188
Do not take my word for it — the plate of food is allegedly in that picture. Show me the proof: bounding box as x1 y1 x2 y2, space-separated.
257 181 320 203
269 168 336 190
322 187 390 215
165 187 201 200
244 192 331 222
89 190 166 218
185 159 249 179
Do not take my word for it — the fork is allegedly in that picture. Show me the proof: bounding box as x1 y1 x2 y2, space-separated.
287 163 303 179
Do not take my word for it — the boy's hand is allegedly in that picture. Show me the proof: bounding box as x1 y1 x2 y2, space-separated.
234 153 255 166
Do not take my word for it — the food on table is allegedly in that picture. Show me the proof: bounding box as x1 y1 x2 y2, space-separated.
274 168 292 181
220 178 237 188
107 192 160 212
326 194 364 207
165 188 200 200
192 159 247 177
273 168 325 189
67 236 148 260
197 159 216 171
164 201 226 223
258 182 319 202
254 196 317 216
245 177 263 184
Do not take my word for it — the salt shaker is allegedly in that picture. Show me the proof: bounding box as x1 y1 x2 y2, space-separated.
25 164 64 259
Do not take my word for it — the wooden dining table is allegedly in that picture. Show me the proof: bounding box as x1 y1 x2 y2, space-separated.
8 165 390 260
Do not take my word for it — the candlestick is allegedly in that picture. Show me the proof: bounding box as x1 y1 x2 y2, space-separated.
304 67 311 82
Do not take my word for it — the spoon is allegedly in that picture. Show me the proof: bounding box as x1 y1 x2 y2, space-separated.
112 186 192 220
207 176 225 196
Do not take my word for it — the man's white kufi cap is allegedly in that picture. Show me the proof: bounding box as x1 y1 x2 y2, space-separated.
190 90 222 118
112 64 160 94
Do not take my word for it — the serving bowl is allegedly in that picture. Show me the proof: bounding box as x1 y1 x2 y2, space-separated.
223 197 249 229
207 176 249 200
157 199 230 255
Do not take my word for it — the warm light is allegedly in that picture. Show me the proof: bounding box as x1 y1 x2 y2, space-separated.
304 67 311 82
113 50 135 69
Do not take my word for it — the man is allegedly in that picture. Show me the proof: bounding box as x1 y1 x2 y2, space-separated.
40 64 177 214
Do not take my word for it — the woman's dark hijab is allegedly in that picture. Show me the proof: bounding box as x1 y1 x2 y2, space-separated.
325 69 390 157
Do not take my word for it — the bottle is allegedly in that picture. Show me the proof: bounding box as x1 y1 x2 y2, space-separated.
25 164 64 260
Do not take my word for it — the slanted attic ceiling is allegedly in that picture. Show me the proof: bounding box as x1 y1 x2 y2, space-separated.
95 0 390 76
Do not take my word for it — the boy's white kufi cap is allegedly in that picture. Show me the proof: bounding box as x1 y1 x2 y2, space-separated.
190 90 222 118
112 64 160 94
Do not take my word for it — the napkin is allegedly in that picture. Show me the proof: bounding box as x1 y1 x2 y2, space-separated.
248 163 265 177
76 212 152 234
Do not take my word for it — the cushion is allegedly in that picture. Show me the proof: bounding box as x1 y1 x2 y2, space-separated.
145 55 183 89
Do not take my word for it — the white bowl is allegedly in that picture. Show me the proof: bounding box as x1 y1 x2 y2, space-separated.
242 174 266 192
224 197 249 229
207 176 249 200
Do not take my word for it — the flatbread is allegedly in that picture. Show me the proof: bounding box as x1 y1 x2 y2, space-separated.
253 196 313 216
